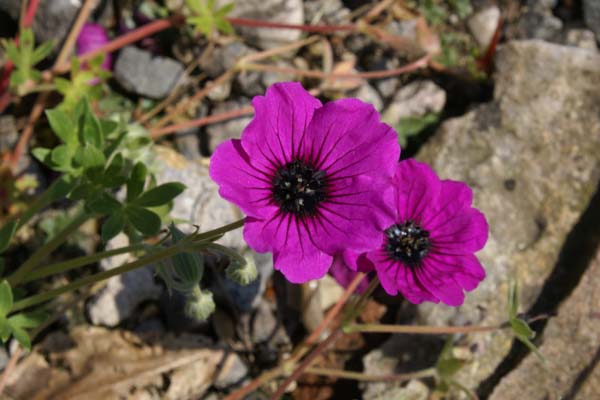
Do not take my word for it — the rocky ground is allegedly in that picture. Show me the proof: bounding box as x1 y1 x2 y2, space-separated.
0 0 599 399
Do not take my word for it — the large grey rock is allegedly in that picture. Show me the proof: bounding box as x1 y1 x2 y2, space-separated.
468 6 501 49
489 246 600 400
87 233 163 327
114 46 184 99
0 0 85 45
584 0 600 42
411 40 600 389
218 0 304 49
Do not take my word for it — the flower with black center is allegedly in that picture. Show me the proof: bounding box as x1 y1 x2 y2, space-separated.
209 82 400 283
341 159 488 306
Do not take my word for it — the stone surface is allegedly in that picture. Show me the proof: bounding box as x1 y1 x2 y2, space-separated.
468 6 501 49
516 10 563 41
218 0 304 49
364 379 429 400
584 0 600 42
411 40 600 389
200 41 253 79
0 0 85 44
114 46 184 99
563 29 598 51
489 247 600 400
204 98 253 155
382 81 446 126
87 233 163 327
352 83 384 112
304 0 350 25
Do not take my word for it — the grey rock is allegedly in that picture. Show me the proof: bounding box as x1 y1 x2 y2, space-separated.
0 346 8 371
304 0 350 25
260 61 297 89
114 46 184 99
205 98 253 155
200 42 253 79
207 79 232 101
382 81 446 125
527 0 558 11
468 6 501 49
252 301 278 343
218 0 304 49
154 146 244 250
563 29 598 51
352 83 384 112
584 0 600 41
364 379 429 400
0 0 85 45
489 246 600 400
412 40 600 390
387 19 418 42
214 353 248 389
0 116 18 153
517 11 563 41
87 233 163 327
237 70 264 97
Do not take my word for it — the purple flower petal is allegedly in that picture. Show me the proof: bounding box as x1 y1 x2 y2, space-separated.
210 82 401 284
330 256 369 293
364 159 488 306
209 140 278 219
76 23 111 70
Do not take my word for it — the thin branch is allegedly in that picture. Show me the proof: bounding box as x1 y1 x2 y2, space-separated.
345 323 501 335
150 105 254 139
242 54 431 80
54 0 97 68
226 17 356 33
305 366 436 382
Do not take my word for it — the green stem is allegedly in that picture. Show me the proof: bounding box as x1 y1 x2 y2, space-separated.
304 366 436 382
344 323 501 335
192 218 245 241
20 243 147 284
11 243 184 312
8 209 89 286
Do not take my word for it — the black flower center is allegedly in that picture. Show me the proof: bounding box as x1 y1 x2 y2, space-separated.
385 221 431 267
272 160 327 217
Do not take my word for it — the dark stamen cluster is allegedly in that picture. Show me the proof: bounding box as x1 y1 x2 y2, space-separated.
272 160 327 217
385 221 431 267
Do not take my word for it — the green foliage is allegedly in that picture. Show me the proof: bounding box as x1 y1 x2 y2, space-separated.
1 28 54 94
186 0 235 38
33 98 185 242
0 281 46 350
449 0 473 19
54 56 111 111
418 0 446 26
507 280 547 366
396 112 440 147
0 220 18 255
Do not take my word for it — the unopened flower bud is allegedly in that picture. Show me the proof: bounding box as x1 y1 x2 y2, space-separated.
226 254 258 286
184 289 215 321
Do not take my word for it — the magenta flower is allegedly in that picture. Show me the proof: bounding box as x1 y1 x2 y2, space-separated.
76 23 112 71
330 256 370 293
210 82 400 283
343 159 488 306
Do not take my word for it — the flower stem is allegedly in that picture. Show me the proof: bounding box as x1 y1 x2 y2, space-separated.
7 209 90 286
19 243 147 284
10 243 183 312
226 17 356 33
304 366 436 382
192 218 246 241
344 323 501 335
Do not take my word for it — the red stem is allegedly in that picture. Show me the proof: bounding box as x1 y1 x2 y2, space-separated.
23 0 41 27
226 17 356 33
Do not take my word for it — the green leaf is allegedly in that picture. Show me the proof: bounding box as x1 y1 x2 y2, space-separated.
133 182 186 207
87 192 121 215
68 183 97 201
101 212 125 242
51 144 73 170
0 317 11 342
82 110 103 147
10 325 31 350
127 162 148 202
31 147 51 164
125 206 161 236
78 144 106 169
46 109 77 145
0 220 18 254
510 318 535 339
100 119 119 138
216 2 235 16
8 311 47 329
0 281 13 317
516 334 548 367
31 40 55 64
